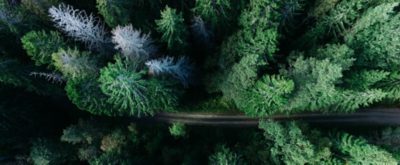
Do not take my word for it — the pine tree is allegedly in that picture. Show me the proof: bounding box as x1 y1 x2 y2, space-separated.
345 2 400 70
239 75 294 116
209 145 245 165
192 0 231 28
155 6 188 52
30 139 73 165
111 24 156 63
334 133 397 164
145 56 192 87
65 77 113 116
297 0 394 49
377 127 400 160
259 121 331 164
96 0 133 28
21 30 67 66
169 122 186 138
98 57 178 117
48 3 109 51
21 0 59 20
52 48 98 81
207 0 281 112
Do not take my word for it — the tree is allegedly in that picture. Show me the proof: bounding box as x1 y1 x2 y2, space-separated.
48 3 109 51
209 145 245 165
96 0 133 28
145 56 192 87
98 57 178 117
21 30 67 66
192 0 231 27
155 6 188 52
345 2 400 71
334 133 397 164
169 122 186 138
52 48 98 81
259 121 331 164
30 139 73 165
239 75 294 116
207 0 281 112
111 24 156 63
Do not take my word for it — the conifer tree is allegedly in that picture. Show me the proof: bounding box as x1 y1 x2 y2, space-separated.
209 145 245 165
259 121 332 164
52 48 98 81
111 24 156 63
169 122 186 138
192 0 231 28
334 133 397 164
48 3 109 51
155 6 188 52
96 0 133 28
21 30 67 66
345 2 400 70
207 0 281 112
98 57 178 117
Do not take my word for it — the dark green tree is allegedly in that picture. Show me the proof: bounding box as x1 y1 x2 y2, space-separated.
155 6 188 52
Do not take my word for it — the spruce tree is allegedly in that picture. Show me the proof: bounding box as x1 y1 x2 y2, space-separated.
155 6 188 52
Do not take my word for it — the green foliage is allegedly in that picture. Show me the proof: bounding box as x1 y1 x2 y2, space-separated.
21 0 59 19
65 77 114 116
219 55 262 101
30 139 72 165
0 56 62 95
52 48 98 81
345 70 389 91
259 121 331 164
377 127 400 160
21 30 67 66
309 0 340 19
169 122 186 138
0 56 38 92
298 0 392 48
313 44 355 71
60 120 139 163
346 2 400 70
89 151 134 165
3 2 400 164
209 145 246 165
376 72 400 102
98 57 178 117
239 75 294 116
155 6 188 51
0 0 40 34
286 57 343 112
96 0 133 27
331 89 386 112
208 0 281 111
334 133 397 164
192 0 231 27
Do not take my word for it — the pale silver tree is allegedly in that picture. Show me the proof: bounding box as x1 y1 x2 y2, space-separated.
145 56 192 87
48 3 109 50
111 24 157 62
29 72 65 84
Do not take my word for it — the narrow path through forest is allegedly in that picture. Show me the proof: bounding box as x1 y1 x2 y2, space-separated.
138 108 400 126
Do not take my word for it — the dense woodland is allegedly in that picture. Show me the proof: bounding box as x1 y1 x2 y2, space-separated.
1 0 400 164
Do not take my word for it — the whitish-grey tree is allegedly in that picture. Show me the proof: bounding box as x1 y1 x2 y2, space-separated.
30 71 65 84
48 3 109 50
111 24 156 62
145 56 192 87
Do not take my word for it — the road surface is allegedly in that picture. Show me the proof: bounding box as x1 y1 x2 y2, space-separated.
141 108 400 126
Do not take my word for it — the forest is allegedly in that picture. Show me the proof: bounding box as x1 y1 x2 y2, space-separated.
1 0 400 164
